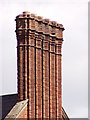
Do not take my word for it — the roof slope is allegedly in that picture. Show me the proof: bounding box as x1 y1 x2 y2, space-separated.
1 94 17 120
5 99 28 119
1 94 69 119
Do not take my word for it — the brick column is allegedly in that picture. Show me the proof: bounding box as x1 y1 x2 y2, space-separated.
56 41 62 118
19 14 28 100
49 21 57 118
28 13 36 118
24 31 27 100
56 24 63 118
15 12 65 119
28 31 36 118
36 34 42 118
43 35 49 118
50 36 56 118
16 13 25 101
42 19 50 118
17 30 24 101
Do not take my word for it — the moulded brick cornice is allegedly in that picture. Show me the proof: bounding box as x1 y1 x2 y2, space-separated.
15 12 64 28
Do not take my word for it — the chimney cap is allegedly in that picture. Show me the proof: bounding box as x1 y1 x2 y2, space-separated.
51 21 57 26
36 16 43 22
30 13 36 19
23 11 30 15
43 19 50 24
16 14 23 19
56 23 64 30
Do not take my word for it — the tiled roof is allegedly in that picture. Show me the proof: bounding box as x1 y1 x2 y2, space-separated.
1 94 69 119
1 94 17 120
5 99 28 119
62 107 70 120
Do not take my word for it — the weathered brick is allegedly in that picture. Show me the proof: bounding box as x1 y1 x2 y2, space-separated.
15 11 64 119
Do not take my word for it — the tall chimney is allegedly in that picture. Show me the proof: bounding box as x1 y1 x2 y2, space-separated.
15 11 64 119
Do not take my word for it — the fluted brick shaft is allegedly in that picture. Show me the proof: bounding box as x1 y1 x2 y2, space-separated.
50 38 56 118
56 42 62 118
36 35 42 118
24 31 27 100
19 46 23 100
43 36 49 118
15 11 64 119
17 31 24 101
28 31 35 118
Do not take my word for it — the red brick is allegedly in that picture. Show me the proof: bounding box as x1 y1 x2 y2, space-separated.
16 11 64 119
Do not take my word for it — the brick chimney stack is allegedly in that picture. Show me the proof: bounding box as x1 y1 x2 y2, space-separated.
15 11 64 119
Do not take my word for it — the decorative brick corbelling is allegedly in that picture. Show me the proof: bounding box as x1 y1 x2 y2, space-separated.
15 11 64 119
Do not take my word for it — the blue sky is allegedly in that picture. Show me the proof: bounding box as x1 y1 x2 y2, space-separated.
0 0 88 118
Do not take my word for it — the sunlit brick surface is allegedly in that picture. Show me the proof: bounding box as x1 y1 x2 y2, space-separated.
15 11 64 119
